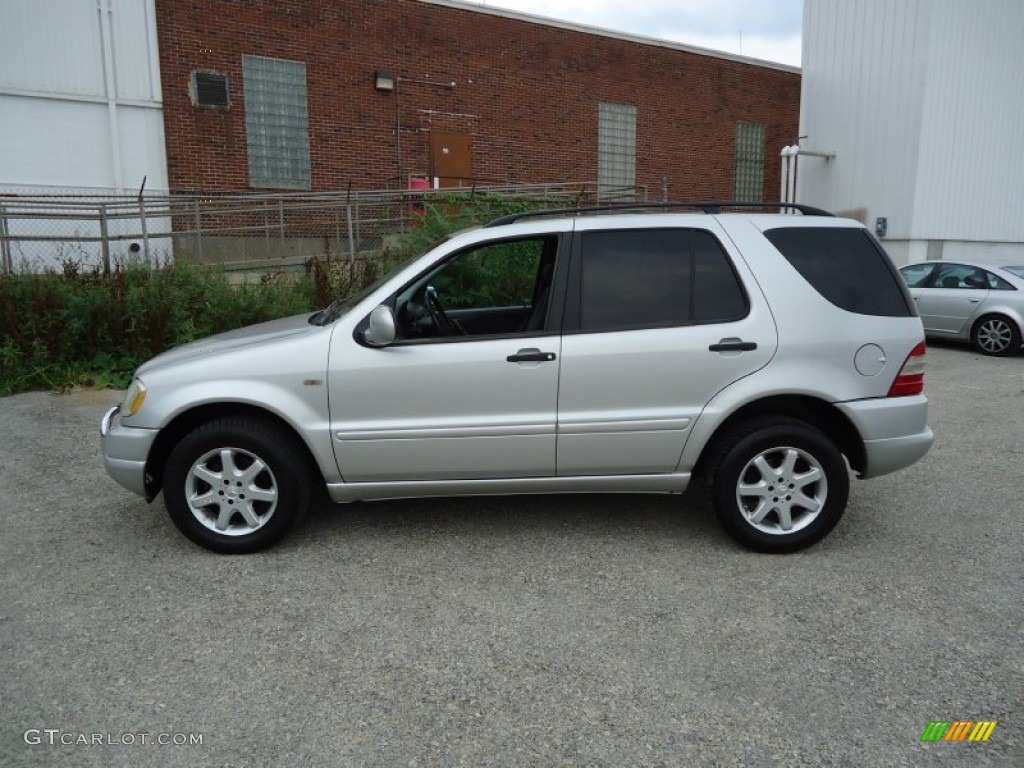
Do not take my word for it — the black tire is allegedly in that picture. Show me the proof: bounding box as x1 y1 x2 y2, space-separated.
705 417 850 553
163 416 313 553
971 314 1021 357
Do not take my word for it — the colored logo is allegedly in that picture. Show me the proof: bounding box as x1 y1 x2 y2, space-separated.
921 720 997 742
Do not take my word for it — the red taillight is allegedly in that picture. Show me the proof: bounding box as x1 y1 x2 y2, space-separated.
888 341 927 396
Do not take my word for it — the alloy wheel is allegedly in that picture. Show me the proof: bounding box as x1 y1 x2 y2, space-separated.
735 446 828 535
185 447 278 536
976 318 1013 354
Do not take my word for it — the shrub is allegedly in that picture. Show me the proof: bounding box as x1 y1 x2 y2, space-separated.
0 261 322 394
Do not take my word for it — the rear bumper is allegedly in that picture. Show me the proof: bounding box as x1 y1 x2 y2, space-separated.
836 395 934 479
100 406 158 497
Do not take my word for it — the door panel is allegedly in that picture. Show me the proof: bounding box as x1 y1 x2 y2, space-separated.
330 337 560 481
556 223 777 476
916 288 987 333
557 321 774 475
916 263 990 334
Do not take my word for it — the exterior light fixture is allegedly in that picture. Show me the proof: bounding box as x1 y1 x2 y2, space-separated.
374 70 395 92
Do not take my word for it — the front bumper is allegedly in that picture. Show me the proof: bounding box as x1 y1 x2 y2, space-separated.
836 395 934 479
100 405 158 497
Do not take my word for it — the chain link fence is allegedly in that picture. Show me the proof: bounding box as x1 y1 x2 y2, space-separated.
0 182 647 274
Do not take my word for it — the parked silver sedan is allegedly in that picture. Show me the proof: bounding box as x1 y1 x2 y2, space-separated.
899 261 1024 356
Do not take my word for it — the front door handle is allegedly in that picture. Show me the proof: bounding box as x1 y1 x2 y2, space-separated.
709 338 758 353
507 348 557 363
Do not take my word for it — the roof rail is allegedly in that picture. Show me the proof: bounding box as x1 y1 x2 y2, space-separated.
483 201 833 227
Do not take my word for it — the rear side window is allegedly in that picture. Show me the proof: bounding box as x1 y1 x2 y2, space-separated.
987 272 1016 291
764 227 914 316
578 228 747 332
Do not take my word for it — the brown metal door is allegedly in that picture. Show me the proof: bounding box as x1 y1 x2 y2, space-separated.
430 131 473 188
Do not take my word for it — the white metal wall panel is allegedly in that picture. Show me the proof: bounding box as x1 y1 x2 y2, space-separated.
911 0 1024 242
0 95 114 188
800 0 1024 251
117 107 170 192
0 0 167 195
0 93 168 193
0 0 105 97
111 0 162 102
797 0 930 238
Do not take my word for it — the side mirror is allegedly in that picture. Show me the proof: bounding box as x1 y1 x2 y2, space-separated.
363 304 397 347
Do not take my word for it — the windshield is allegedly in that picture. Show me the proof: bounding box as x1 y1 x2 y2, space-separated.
1003 266 1024 279
313 250 431 326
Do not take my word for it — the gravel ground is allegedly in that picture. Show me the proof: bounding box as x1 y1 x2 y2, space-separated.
1 343 1021 767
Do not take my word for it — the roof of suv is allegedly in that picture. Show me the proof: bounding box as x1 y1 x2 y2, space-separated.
484 201 834 228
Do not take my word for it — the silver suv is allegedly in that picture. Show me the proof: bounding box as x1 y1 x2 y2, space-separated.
101 203 934 554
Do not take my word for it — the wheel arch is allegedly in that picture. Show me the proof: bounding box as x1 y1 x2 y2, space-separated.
143 403 327 501
692 394 867 479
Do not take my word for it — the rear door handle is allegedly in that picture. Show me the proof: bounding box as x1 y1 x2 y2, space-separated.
709 338 758 353
507 348 557 363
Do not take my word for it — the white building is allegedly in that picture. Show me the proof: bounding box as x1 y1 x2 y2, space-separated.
0 0 169 268
795 0 1024 266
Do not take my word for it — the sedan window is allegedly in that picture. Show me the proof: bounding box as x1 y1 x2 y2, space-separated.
984 271 1017 291
933 264 988 290
899 263 935 288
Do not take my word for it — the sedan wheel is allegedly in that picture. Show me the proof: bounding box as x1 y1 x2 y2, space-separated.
164 416 312 553
972 316 1020 356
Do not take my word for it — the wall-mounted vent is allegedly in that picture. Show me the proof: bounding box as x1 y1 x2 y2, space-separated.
191 70 230 108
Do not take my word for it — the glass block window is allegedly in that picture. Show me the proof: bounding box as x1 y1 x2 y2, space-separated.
734 121 766 202
598 103 637 198
242 55 311 189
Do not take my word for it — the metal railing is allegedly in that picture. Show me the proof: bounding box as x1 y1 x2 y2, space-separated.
0 181 647 273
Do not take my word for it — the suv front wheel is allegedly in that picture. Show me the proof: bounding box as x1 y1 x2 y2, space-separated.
706 417 850 553
163 416 313 553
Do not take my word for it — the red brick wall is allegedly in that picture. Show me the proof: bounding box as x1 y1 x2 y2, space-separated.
156 0 800 198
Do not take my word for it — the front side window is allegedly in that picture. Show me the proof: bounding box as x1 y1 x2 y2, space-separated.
577 229 747 332
395 236 558 340
934 264 988 290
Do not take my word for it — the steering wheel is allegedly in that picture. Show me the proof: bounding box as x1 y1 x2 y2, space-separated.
425 286 465 336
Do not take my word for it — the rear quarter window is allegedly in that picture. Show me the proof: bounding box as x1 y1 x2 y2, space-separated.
764 227 914 317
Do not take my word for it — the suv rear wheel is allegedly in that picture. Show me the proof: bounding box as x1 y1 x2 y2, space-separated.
163 416 312 553
706 417 849 553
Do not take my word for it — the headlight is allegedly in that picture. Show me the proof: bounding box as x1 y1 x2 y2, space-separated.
122 379 147 417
